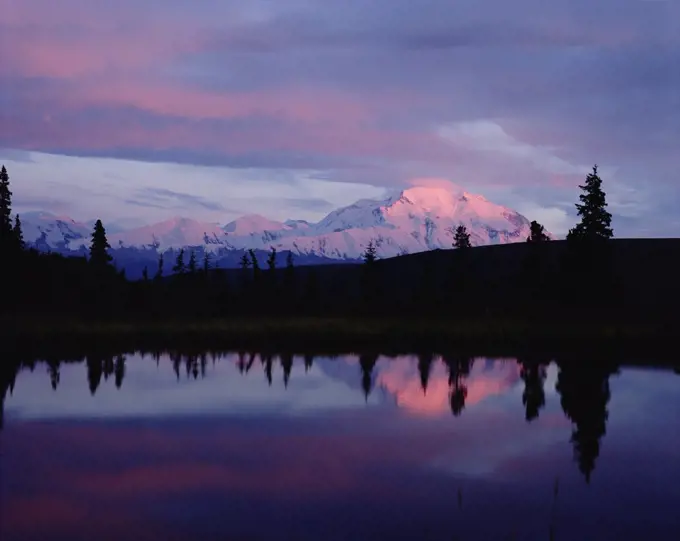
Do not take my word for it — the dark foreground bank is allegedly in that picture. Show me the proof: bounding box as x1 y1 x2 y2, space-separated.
2 316 679 365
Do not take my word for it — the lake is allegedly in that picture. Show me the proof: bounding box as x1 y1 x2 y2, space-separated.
1 351 679 540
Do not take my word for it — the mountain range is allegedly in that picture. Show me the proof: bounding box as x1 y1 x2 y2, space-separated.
19 185 544 275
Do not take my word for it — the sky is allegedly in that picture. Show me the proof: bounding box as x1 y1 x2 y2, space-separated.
0 0 679 236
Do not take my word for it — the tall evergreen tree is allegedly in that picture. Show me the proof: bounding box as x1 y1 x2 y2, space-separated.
239 253 251 270
173 248 186 274
142 266 149 281
249 249 261 281
89 219 112 268
453 224 472 249
267 247 277 271
154 253 164 281
13 215 24 250
417 353 435 395
188 250 197 274
239 253 251 290
0 165 13 248
363 240 377 264
203 252 210 276
567 165 613 241
527 220 550 243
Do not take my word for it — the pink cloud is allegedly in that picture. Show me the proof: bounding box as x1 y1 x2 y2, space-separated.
71 81 372 123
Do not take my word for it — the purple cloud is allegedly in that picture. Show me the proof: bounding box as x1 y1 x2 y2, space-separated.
0 0 678 235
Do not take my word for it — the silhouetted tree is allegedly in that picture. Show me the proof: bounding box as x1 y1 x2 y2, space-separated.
173 248 186 274
47 360 60 391
443 355 473 417
453 224 472 249
154 253 164 281
0 363 20 431
361 241 379 311
556 362 616 483
86 357 103 395
103 356 115 380
519 359 548 421
262 353 274 386
89 220 112 269
304 354 314 372
239 254 251 270
203 252 210 276
188 250 197 274
527 221 550 243
267 247 277 271
114 355 126 389
200 353 208 377
417 352 435 394
363 241 377 264
281 353 293 387
248 249 262 283
0 165 12 250
567 165 613 241
359 353 379 400
142 266 149 281
171 352 182 380
562 166 617 323
13 214 24 250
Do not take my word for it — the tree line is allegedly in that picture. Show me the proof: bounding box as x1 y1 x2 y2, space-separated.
1 163 628 324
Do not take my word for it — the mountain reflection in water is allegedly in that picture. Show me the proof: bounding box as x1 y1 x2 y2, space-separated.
1 351 679 541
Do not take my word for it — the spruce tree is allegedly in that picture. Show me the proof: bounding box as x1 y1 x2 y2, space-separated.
142 266 149 281
188 250 197 274
267 247 277 271
453 224 472 249
361 241 379 312
527 221 550 243
567 165 613 241
363 240 377 264
155 253 164 281
13 215 24 250
89 219 112 268
0 166 13 248
203 252 210 276
249 249 261 281
173 248 186 274
239 253 251 270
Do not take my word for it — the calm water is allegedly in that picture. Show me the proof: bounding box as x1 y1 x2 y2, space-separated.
1 352 679 541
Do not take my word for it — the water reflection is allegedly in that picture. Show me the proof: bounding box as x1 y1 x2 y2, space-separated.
1 351 679 540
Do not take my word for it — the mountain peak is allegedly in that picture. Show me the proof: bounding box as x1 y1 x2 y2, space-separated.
20 184 541 261
390 185 466 209
223 214 289 235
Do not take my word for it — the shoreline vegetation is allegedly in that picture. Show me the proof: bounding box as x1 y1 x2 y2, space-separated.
2 164 680 360
2 316 679 364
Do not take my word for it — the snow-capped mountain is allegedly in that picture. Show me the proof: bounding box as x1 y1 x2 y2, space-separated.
109 217 227 250
19 185 541 262
20 211 91 252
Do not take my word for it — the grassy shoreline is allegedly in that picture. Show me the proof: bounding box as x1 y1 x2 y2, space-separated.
1 317 676 361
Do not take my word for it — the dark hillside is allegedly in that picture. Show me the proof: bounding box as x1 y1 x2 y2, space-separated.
5 238 680 331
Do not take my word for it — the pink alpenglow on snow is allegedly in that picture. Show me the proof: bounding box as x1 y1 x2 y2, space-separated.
18 184 544 258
